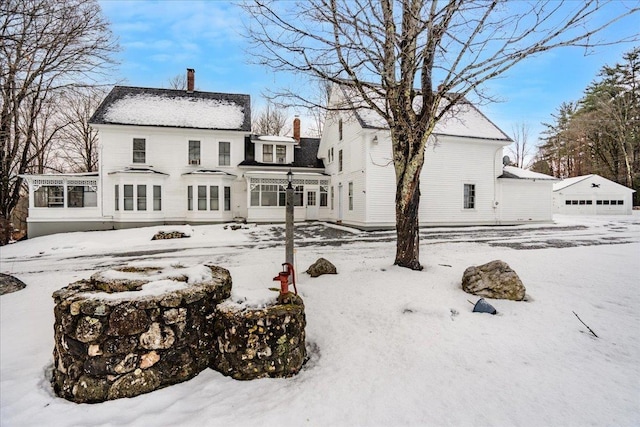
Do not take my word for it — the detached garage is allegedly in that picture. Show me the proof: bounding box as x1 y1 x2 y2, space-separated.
553 174 635 215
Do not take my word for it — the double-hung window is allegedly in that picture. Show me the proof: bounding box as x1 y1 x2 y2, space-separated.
124 185 134 211
198 186 207 210
137 185 147 211
189 140 201 165
263 145 273 163
276 145 286 163
133 138 146 163
348 182 353 210
219 141 230 166
210 186 219 210
464 184 475 209
338 150 343 172
153 186 161 211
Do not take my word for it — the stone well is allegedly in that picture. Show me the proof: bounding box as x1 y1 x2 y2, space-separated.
51 263 232 403
212 294 307 380
51 263 308 403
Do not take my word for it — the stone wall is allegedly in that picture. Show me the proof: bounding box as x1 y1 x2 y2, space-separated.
51 263 307 403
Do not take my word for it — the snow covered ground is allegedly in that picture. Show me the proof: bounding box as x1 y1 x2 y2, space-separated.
1 214 639 427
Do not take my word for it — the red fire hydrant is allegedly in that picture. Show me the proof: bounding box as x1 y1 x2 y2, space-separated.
273 262 297 295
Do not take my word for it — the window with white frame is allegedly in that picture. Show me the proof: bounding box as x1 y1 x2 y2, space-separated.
34 186 64 208
137 185 147 211
67 186 97 208
115 185 119 211
338 149 343 172
338 119 343 140
224 186 231 211
219 141 230 166
187 185 226 211
320 185 328 207
210 186 219 210
276 145 286 163
133 138 146 163
198 185 207 210
307 191 316 206
124 185 134 211
153 185 161 211
263 145 273 162
251 183 303 207
189 140 201 165
348 182 353 210
463 184 475 209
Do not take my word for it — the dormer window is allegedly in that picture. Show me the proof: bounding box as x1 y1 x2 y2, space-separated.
276 145 286 163
262 144 287 163
133 138 146 163
263 145 273 162
189 140 201 165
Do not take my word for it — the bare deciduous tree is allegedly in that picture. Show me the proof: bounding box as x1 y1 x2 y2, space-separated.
507 123 533 169
0 0 118 239
56 87 106 172
253 101 291 135
167 73 187 90
243 0 638 269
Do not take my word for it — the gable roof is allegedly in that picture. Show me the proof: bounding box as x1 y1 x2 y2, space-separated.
338 85 511 141
552 175 594 191
90 86 251 131
553 174 636 193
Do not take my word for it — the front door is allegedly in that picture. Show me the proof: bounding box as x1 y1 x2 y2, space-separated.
306 189 319 220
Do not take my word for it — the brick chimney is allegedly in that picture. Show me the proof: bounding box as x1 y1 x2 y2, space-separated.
187 68 195 92
293 116 301 142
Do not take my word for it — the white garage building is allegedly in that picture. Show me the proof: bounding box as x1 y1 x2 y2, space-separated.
553 174 635 215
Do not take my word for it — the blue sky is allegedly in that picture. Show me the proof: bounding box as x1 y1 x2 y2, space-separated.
99 0 639 147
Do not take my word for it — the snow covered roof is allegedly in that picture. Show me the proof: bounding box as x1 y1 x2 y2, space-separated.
339 86 511 141
552 175 595 191
19 172 99 179
90 86 251 131
252 135 297 143
500 166 557 181
108 167 168 175
182 169 236 178
553 174 636 193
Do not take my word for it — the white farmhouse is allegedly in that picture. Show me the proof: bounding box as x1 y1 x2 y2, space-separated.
553 174 635 215
20 74 557 238
21 70 328 238
318 86 556 228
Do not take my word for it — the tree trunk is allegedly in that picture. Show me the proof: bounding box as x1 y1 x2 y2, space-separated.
392 127 425 271
394 175 422 270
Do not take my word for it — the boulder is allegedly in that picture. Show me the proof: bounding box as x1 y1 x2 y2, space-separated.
461 260 526 301
306 258 337 277
0 273 26 295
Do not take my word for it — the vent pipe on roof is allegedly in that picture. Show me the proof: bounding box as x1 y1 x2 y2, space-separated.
187 68 195 93
293 116 301 143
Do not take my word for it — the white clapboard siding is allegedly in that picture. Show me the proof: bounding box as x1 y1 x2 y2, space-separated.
498 179 554 223
97 124 244 222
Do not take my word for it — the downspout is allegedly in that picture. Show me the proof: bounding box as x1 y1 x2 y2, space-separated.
493 145 503 225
